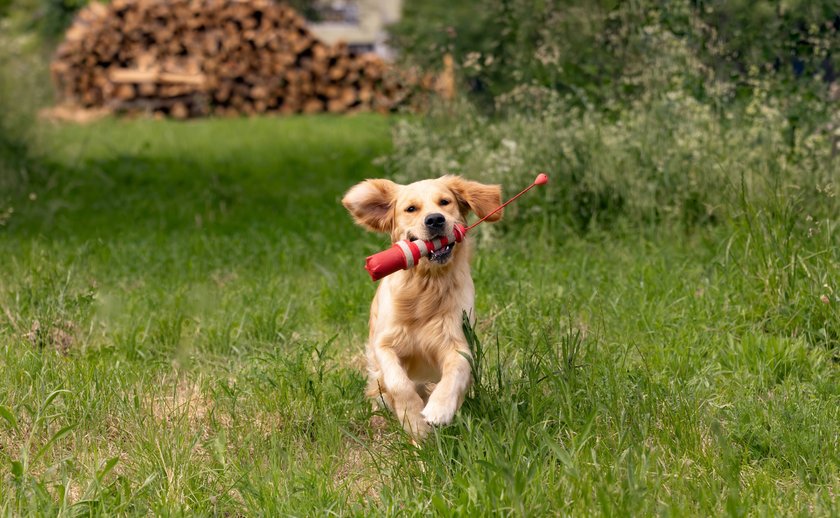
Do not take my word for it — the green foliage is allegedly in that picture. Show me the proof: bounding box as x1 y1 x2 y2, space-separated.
702 0 839 77
383 1 838 236
382 85 837 233
390 0 839 109
37 0 89 39
0 26 52 231
0 31 29 160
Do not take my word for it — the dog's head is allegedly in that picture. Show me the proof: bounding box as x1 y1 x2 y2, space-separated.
342 176 502 266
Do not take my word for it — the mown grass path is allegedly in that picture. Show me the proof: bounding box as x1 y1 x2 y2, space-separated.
1 115 838 515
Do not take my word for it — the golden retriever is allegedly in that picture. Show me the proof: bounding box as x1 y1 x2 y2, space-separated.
342 176 502 438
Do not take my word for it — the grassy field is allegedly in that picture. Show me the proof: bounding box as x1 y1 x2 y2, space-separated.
1 114 838 515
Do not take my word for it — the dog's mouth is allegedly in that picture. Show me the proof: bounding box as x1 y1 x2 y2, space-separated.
428 242 455 264
405 232 456 265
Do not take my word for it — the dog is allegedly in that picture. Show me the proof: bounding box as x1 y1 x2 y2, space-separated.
342 175 502 438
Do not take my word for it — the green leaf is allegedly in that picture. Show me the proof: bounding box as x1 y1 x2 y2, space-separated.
96 456 120 482
55 483 66 506
33 423 77 464
547 441 575 470
0 405 18 431
10 460 23 478
136 473 158 494
42 389 70 411
431 494 450 515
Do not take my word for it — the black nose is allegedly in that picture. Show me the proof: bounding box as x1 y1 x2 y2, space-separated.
424 213 446 230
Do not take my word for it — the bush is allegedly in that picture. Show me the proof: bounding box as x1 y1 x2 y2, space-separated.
381 80 837 233
383 0 839 232
390 0 839 111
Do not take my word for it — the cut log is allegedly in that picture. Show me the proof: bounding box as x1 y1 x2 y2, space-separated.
51 0 439 117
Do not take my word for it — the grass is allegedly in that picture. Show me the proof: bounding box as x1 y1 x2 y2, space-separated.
0 114 838 516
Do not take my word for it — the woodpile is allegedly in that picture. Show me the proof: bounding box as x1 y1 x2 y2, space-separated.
50 0 438 118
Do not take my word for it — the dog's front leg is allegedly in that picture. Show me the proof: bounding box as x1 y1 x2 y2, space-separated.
421 348 472 426
374 343 429 438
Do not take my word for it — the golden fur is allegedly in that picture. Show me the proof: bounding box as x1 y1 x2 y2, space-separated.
342 176 502 438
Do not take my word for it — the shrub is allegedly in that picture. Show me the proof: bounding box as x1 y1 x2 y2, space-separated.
381 84 836 232
390 0 839 111
384 0 838 231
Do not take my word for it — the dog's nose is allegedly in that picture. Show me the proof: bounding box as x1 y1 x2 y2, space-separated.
424 213 446 230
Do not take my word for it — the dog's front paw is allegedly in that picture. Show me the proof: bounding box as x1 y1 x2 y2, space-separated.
393 396 430 439
405 413 430 439
421 399 457 426
396 407 429 439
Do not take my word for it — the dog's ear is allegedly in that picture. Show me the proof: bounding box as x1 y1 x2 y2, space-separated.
442 175 503 222
342 179 399 233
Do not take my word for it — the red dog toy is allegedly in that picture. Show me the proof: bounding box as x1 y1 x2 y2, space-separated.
364 173 549 281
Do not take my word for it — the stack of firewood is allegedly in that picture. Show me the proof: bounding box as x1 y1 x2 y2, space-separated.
50 0 436 118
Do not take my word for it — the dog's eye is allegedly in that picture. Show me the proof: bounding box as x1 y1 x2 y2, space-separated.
405 206 417 213
440 199 450 206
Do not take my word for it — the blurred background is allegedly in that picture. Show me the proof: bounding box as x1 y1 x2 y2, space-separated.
0 1 838 514
1 0 838 229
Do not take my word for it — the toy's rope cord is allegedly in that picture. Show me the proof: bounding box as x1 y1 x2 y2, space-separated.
465 178 543 232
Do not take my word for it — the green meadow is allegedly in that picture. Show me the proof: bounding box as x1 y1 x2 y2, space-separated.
0 114 837 515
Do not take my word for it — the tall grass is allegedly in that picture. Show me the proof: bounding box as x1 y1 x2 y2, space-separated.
385 0 837 235
0 109 837 517
382 87 837 233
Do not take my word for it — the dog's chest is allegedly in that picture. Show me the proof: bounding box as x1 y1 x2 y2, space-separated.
372 268 475 354
389 272 474 325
